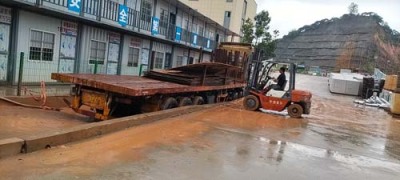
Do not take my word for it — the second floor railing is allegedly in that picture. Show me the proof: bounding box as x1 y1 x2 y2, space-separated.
26 0 218 50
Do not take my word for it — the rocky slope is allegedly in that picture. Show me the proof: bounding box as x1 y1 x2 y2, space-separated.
274 13 400 73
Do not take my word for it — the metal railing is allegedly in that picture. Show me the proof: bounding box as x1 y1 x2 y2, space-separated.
139 13 152 31
84 0 100 16
43 0 67 7
101 0 119 21
127 8 139 27
21 0 219 48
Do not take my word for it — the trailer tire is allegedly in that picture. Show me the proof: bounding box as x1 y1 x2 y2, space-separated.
238 90 244 98
288 104 303 118
193 96 204 105
178 97 193 107
160 97 178 110
232 92 239 100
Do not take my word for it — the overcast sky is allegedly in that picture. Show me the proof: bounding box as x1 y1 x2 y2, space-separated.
256 0 400 37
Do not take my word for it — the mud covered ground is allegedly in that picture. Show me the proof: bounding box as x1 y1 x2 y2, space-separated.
0 96 90 139
0 74 399 179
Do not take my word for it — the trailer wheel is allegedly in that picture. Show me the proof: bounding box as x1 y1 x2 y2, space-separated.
178 97 193 107
243 95 260 111
288 104 303 118
238 91 244 98
160 97 178 110
232 92 239 100
193 96 204 105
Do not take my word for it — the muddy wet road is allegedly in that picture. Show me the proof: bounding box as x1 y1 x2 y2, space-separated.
0 74 400 179
0 97 90 139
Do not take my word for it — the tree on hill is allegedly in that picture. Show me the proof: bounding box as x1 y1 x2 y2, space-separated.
348 2 359 15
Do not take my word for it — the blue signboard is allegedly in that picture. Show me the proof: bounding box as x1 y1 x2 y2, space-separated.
175 26 182 41
192 33 198 45
207 39 211 49
118 4 128 27
151 17 159 36
68 0 81 13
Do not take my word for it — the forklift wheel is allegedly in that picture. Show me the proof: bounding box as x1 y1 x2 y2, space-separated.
243 95 260 111
288 104 303 118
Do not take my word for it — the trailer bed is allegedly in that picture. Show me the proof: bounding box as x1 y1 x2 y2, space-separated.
51 73 246 97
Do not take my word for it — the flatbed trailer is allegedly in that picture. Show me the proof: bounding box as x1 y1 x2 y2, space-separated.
52 73 246 120
52 42 253 120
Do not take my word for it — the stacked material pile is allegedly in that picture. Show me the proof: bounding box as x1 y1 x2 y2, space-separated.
361 77 375 99
354 95 390 108
145 63 243 86
355 73 400 115
146 42 252 86
382 74 400 115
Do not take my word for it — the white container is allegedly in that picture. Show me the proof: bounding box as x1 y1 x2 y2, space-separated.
329 72 364 95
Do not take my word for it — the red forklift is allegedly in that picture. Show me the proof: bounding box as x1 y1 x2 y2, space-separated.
243 61 312 118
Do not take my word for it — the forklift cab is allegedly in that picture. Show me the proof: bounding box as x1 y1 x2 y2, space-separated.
255 62 294 98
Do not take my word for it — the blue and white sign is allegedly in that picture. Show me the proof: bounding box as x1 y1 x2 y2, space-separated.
118 5 128 27
192 33 198 45
151 17 159 36
68 0 81 13
207 39 211 49
175 26 182 41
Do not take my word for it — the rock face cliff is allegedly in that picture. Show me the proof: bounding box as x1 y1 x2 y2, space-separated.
274 13 400 73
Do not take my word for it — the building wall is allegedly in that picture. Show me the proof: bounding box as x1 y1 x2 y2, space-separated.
246 0 257 21
0 5 12 83
173 47 188 67
1 0 232 84
181 0 257 42
121 35 150 76
203 53 211 62
152 41 172 70
16 10 61 83
79 26 125 75
190 50 199 64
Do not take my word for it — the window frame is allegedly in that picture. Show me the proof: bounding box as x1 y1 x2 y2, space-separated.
29 29 55 62
127 47 140 67
89 40 107 65
154 51 164 69
176 56 183 67
140 0 152 22
160 8 169 29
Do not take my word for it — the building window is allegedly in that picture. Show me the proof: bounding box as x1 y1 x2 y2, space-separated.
223 11 231 28
198 26 204 36
154 52 164 69
141 0 152 22
29 30 55 61
160 8 169 28
128 47 140 67
243 0 248 18
176 56 183 67
192 23 197 33
89 40 106 65
226 0 233 2
225 11 231 18
209 31 214 39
